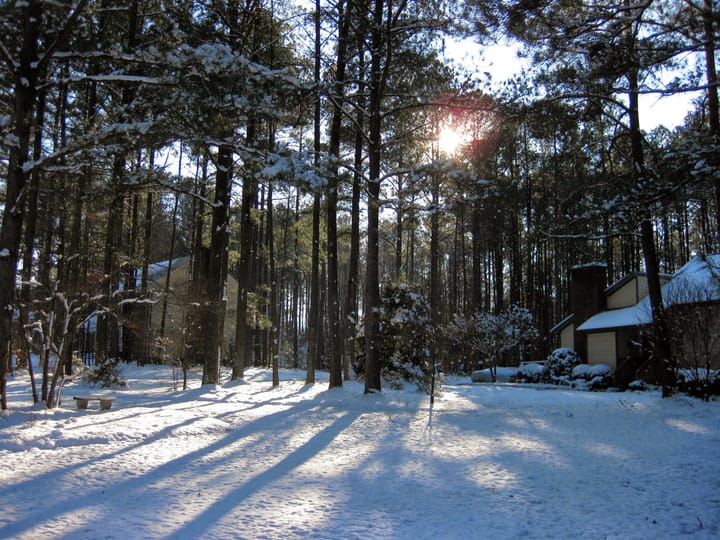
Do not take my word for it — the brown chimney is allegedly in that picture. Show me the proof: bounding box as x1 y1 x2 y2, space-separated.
570 264 607 362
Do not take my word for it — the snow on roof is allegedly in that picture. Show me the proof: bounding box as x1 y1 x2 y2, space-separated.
146 256 190 282
549 314 573 334
576 304 651 331
577 254 720 332
570 261 607 270
665 253 720 303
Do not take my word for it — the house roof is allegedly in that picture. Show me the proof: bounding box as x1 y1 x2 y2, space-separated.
603 271 672 297
576 304 649 332
577 254 720 333
550 314 573 335
147 256 190 282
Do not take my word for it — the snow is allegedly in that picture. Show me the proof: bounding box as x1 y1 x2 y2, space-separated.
570 262 607 270
573 363 612 379
1 364 719 539
576 304 648 331
519 362 546 377
578 254 720 332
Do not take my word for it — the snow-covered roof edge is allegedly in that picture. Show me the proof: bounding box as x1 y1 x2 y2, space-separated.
549 314 573 334
577 254 720 333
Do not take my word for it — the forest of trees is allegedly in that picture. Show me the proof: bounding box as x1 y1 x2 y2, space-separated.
1 0 718 409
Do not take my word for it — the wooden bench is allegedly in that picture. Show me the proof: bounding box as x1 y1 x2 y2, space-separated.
73 395 116 410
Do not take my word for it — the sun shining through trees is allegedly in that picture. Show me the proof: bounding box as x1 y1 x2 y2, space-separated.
438 125 464 155
434 92 503 160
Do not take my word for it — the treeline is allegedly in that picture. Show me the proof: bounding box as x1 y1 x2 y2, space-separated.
0 0 717 408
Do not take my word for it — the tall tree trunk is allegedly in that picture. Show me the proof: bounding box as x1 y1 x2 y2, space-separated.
430 175 441 323
139 157 154 364
160 193 179 339
364 0 387 394
0 0 87 410
471 200 483 314
95 0 139 372
395 175 404 281
292 189 301 369
96 155 126 368
267 181 279 387
256 183 267 367
203 144 232 385
626 16 675 396
233 123 259 380
307 0 323 385
326 0 351 389
343 48 365 381
0 1 42 409
703 0 720 240
18 87 47 403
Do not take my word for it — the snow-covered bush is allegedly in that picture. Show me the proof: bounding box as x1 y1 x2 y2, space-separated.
511 362 547 384
628 379 649 391
444 315 481 374
473 367 519 383
507 357 615 390
571 363 612 379
544 348 581 385
676 369 720 401
443 305 538 379
571 363 613 391
376 284 435 392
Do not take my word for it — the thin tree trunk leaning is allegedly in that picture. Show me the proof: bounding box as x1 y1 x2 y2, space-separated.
160 145 182 346
395 175 404 281
430 173 441 323
429 165 442 391
160 193 180 339
184 157 208 384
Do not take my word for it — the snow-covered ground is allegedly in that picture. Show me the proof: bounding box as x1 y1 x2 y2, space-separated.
1 364 719 539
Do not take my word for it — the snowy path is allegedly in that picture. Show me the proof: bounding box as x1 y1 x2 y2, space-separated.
1 365 719 539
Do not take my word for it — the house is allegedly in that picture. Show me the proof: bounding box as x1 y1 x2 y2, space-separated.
551 254 720 382
143 256 240 362
78 256 240 365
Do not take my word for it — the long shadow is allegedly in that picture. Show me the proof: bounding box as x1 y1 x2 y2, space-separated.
313 393 580 536
162 409 360 540
312 401 483 538
51 378 315 443
2 380 333 503
0 393 349 539
350 386 720 538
